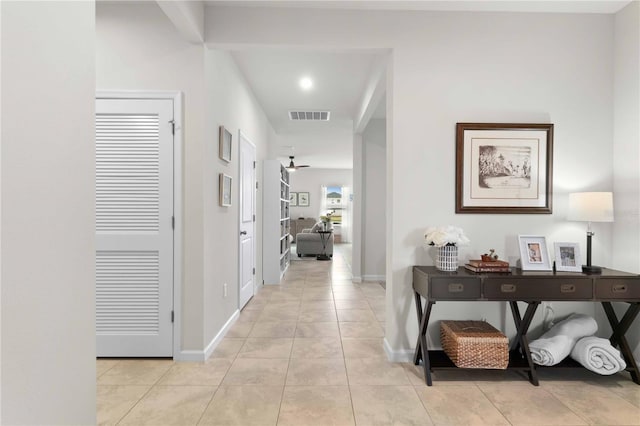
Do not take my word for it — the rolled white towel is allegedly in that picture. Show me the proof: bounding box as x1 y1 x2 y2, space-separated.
529 313 598 366
570 336 626 375
529 335 574 366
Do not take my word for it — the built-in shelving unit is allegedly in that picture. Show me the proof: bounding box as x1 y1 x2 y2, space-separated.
263 160 290 284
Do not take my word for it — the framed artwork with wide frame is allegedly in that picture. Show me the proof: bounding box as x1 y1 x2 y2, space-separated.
219 173 232 207
289 192 298 206
219 125 232 163
518 235 552 271
456 123 554 214
554 242 582 272
298 192 310 207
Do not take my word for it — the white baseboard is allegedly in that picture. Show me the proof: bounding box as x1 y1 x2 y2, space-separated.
383 338 415 362
362 275 385 282
177 310 240 361
352 276 362 283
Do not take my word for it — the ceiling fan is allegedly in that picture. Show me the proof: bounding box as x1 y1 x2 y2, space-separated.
286 156 310 172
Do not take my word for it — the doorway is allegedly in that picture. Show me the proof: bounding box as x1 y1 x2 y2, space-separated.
238 131 257 309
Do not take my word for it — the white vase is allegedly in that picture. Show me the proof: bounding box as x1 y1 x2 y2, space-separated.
436 245 458 271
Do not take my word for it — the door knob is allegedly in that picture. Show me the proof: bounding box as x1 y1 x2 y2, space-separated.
240 231 247 235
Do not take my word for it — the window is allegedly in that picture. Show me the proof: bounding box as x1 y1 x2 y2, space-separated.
325 186 342 224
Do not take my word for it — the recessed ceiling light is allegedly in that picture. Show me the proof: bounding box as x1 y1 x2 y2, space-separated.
299 77 313 91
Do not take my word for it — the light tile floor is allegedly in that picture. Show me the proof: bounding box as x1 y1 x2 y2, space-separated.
97 245 640 425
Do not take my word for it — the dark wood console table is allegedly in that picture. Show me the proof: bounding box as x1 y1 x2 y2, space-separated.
413 266 640 386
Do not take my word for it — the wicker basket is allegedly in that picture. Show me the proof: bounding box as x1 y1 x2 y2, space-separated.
440 320 509 369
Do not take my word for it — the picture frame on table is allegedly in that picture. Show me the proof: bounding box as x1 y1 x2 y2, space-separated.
456 123 554 214
290 192 298 206
298 192 310 207
219 173 232 207
219 125 232 163
554 242 582 272
518 235 552 271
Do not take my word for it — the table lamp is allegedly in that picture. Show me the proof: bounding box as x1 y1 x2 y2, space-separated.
567 192 614 274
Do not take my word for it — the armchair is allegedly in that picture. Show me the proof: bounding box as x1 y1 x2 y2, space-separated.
295 222 334 257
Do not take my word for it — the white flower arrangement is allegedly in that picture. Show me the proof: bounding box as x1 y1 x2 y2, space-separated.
424 225 470 247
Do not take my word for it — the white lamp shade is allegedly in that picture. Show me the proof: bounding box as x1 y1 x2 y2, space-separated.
568 192 614 222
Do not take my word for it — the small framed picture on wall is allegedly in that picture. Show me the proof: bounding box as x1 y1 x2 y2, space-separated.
219 173 232 206
219 126 232 163
298 192 310 207
290 192 298 206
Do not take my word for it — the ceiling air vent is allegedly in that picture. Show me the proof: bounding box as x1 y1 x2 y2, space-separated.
289 111 330 121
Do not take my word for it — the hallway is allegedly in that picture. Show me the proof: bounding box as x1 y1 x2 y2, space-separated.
97 245 640 425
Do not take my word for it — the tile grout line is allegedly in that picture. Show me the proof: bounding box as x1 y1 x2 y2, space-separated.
197 298 260 424
334 274 358 426
409 385 437 426
274 319 297 426
543 383 625 425
474 381 517 426
194 383 220 425
96 359 121 379
114 361 174 425
197 330 250 425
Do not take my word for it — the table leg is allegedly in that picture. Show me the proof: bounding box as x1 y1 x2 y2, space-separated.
413 293 423 365
316 231 332 261
509 301 540 386
413 292 434 386
509 301 523 352
601 302 640 385
510 302 539 352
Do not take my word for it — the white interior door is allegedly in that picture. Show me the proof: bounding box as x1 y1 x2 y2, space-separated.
239 132 256 309
95 97 174 357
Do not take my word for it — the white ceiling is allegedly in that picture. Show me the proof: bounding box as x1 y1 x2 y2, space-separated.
231 48 385 169
231 49 382 134
219 1 629 170
208 1 631 14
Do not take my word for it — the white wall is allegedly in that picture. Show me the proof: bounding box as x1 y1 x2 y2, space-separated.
612 0 640 363
613 1 640 275
288 168 353 221
1 4 3 418
204 48 275 348
352 135 364 280
1 2 96 423
205 6 634 358
97 2 207 352
387 12 615 353
97 3 275 357
362 119 386 281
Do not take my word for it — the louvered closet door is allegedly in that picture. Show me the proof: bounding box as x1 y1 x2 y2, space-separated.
96 98 174 357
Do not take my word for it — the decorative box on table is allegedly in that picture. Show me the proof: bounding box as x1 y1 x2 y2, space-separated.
440 320 509 369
